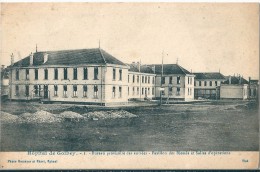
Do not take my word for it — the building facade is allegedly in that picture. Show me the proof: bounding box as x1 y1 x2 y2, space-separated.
9 48 129 105
194 72 226 99
127 63 156 100
248 78 259 100
151 64 195 101
220 76 249 100
8 48 196 105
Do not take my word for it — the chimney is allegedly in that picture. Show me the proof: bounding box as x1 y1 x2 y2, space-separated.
43 53 48 63
229 76 231 84
30 52 33 65
11 53 14 66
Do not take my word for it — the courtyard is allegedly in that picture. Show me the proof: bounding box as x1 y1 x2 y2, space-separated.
0 100 259 151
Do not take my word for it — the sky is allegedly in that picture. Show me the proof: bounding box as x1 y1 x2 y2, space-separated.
1 3 259 79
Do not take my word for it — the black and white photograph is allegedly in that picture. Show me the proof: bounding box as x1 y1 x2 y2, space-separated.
0 2 259 170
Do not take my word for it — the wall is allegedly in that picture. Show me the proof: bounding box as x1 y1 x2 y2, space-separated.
155 74 194 100
128 72 156 100
220 84 248 100
9 65 129 104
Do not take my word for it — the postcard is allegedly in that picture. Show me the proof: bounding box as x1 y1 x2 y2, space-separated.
0 2 259 170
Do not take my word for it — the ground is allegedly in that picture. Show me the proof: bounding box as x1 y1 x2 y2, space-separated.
0 100 259 151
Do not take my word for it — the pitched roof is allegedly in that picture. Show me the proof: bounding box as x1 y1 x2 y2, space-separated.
12 48 126 67
128 63 155 74
128 63 191 75
147 64 191 75
194 72 226 80
223 76 249 84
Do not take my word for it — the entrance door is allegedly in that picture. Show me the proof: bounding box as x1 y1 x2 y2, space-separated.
44 85 48 99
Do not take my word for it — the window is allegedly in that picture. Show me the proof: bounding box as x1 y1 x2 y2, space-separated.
35 69 38 80
169 87 172 92
94 67 98 80
152 77 155 84
119 87 122 98
54 68 58 80
194 81 196 86
38 85 42 96
145 88 147 96
177 76 181 84
204 81 207 86
54 85 58 96
169 76 173 84
119 69 122 81
145 76 147 83
137 76 139 83
188 77 190 84
73 68 77 80
215 81 218 86
113 68 116 80
137 87 139 95
199 81 201 86
142 87 144 95
16 69 19 80
132 87 135 95
190 77 192 85
64 68 68 80
63 85 67 97
128 75 129 83
128 87 129 95
15 85 19 96
152 88 154 95
188 88 190 95
133 75 135 83
34 85 39 96
94 85 98 98
44 69 48 80
142 76 144 83
25 69 29 80
83 68 88 80
190 88 192 95
112 86 116 98
210 81 212 86
83 85 88 97
25 85 29 97
161 77 165 84
148 77 150 84
73 85 77 97
148 88 150 95
176 87 180 96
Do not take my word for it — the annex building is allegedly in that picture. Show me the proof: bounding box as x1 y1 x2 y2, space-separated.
8 48 195 105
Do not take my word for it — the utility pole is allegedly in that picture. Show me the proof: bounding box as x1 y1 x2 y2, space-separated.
159 51 164 106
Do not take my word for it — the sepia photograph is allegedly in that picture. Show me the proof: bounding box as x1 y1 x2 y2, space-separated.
0 2 259 169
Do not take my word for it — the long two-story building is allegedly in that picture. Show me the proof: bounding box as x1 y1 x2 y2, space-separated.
194 72 226 99
9 48 129 106
8 48 195 105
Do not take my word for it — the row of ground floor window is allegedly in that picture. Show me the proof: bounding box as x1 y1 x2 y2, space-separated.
11 84 192 100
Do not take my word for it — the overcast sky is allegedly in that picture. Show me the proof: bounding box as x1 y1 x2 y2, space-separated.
1 3 259 79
